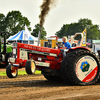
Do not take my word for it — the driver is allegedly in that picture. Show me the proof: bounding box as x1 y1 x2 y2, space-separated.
61 36 71 57
61 36 71 49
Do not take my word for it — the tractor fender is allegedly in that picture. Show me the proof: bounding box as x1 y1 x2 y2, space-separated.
68 46 91 53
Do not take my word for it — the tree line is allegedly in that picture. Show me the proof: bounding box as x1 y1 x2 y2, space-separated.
0 11 47 39
0 10 100 40
55 18 100 40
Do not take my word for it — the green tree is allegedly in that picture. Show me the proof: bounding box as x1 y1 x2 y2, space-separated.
32 24 47 39
0 13 6 32
87 25 100 39
55 18 100 40
5 11 31 38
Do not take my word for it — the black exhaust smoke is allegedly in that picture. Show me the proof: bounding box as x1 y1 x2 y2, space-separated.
39 0 51 26
37 0 57 46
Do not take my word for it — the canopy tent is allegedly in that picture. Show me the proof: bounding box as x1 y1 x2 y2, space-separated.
7 26 38 45
7 30 37 41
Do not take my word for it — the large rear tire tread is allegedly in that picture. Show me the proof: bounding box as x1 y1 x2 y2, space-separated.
61 50 100 85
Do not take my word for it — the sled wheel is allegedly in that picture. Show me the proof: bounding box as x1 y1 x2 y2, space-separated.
6 64 18 78
25 60 36 74
61 49 100 85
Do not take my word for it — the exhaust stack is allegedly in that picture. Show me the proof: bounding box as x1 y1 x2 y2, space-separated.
37 26 42 46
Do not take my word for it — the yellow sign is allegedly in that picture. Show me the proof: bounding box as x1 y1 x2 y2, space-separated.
81 28 86 47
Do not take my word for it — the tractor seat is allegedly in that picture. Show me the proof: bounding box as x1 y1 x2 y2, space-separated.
72 43 76 47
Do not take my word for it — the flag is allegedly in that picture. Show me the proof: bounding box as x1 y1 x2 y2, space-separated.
81 28 87 47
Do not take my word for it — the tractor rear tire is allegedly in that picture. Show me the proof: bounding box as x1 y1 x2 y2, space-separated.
61 49 100 85
6 64 18 78
25 60 36 75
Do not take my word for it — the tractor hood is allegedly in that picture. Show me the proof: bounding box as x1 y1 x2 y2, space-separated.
17 43 61 56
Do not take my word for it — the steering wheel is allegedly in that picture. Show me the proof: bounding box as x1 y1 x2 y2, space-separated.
56 43 64 49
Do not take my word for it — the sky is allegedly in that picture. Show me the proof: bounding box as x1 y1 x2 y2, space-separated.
0 0 100 37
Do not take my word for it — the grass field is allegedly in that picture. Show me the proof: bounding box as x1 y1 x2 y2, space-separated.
0 70 41 76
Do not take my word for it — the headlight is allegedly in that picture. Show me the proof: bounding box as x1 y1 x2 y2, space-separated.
8 57 15 63
13 49 16 54
38 57 42 61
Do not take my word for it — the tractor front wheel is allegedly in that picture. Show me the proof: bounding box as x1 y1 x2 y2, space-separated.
25 60 36 75
6 64 18 78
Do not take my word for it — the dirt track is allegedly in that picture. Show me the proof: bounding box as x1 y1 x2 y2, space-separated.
0 72 100 100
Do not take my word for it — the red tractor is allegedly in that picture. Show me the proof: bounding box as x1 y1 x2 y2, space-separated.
6 42 100 85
